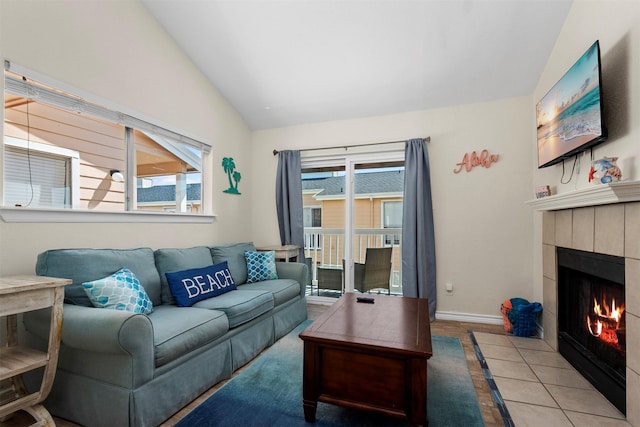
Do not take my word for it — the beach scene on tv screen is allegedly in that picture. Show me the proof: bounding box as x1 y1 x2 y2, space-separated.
536 42 603 167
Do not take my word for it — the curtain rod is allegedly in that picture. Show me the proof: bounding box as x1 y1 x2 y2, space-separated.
272 136 430 156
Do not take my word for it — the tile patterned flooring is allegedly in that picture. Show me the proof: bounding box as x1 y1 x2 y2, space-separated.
473 331 631 426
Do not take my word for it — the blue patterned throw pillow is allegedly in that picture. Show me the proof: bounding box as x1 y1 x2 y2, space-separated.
165 262 237 307
82 268 153 314
244 251 278 283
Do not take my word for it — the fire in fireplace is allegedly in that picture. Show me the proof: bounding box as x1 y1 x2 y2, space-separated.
557 247 625 414
586 295 625 349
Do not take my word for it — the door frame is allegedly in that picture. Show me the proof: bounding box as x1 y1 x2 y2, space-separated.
302 149 404 302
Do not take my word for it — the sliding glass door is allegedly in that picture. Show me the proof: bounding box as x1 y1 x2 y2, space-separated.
301 151 404 302
302 162 346 298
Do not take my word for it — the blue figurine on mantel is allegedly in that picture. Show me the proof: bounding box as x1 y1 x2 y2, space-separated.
589 157 622 184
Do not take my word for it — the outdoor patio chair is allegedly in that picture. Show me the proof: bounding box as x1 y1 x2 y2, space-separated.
352 247 393 294
316 265 344 295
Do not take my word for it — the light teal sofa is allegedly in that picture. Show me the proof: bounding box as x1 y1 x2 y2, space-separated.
23 243 308 427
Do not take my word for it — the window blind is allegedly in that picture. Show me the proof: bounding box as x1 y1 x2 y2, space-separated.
4 146 70 208
4 71 211 153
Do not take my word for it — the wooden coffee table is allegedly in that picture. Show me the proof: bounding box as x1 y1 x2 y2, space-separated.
299 294 432 426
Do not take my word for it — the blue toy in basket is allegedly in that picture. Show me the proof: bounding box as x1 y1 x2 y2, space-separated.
507 298 542 337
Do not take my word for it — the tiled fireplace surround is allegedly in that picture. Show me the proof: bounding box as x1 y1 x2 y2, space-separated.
541 199 640 425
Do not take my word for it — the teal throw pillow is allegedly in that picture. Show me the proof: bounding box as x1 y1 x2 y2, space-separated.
165 262 237 307
244 251 278 283
82 268 153 314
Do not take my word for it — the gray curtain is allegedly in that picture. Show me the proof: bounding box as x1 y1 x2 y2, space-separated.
275 150 305 261
402 138 436 321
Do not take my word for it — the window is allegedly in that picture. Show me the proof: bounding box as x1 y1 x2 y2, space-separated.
383 200 402 245
304 206 321 228
133 130 203 213
3 63 210 218
4 137 79 208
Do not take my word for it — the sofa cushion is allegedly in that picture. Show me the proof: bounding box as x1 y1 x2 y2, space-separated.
36 248 161 307
210 242 256 284
148 305 229 367
82 268 154 314
244 251 278 283
154 246 214 305
165 262 237 307
192 289 273 328
238 279 301 307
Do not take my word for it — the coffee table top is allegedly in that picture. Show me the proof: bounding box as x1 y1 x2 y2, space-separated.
300 293 432 357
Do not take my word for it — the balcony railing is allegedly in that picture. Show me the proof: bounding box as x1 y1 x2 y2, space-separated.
303 227 402 297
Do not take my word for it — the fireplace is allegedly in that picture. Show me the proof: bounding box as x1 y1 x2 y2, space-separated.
557 247 626 414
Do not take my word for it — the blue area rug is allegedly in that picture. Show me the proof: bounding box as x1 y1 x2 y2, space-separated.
176 321 483 426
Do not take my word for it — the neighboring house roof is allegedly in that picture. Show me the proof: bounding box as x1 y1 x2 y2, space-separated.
302 170 404 197
137 183 201 204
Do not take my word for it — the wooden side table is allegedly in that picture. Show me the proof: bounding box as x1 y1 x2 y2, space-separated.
0 275 71 425
256 245 301 262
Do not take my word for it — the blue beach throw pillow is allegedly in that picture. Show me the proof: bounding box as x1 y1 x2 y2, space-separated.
82 268 153 314
165 262 237 307
245 251 278 283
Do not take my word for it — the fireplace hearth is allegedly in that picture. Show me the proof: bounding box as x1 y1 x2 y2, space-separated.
557 247 626 414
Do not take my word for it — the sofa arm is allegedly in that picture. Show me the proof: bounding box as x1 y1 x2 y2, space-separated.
275 262 308 297
24 304 155 386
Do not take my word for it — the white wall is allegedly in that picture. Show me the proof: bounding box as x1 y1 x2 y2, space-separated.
531 0 640 305
533 0 640 192
251 96 534 317
0 1 253 276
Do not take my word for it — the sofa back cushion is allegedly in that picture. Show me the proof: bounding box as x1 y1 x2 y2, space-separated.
210 242 255 284
36 248 161 306
154 246 215 305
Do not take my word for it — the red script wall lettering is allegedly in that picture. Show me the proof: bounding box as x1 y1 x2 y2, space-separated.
453 149 499 174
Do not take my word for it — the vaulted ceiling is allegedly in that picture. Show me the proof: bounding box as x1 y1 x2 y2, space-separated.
141 0 573 130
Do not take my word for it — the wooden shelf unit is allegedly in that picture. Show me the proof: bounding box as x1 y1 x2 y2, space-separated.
0 275 71 425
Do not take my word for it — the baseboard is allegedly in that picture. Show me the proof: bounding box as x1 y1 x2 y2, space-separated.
306 296 339 306
436 310 546 338
308 302 535 330
435 310 504 325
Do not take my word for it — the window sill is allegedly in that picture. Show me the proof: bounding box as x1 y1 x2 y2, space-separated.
0 207 216 223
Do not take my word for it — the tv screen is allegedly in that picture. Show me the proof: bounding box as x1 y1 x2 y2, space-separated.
536 41 607 168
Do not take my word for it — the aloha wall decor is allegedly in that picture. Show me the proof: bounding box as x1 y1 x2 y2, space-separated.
222 157 242 194
453 149 499 173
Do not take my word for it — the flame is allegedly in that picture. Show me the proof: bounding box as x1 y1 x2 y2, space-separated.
593 297 624 323
586 296 625 347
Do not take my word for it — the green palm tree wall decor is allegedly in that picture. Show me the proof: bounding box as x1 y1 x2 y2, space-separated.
222 157 241 194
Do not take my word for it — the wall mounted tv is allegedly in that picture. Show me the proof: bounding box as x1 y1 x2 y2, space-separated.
536 40 607 168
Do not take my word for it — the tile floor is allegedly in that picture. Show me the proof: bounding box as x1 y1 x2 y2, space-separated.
473 331 631 426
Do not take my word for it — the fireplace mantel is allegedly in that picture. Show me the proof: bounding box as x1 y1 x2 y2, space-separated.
526 181 640 211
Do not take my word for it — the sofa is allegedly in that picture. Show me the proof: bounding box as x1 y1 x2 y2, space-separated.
23 243 308 427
